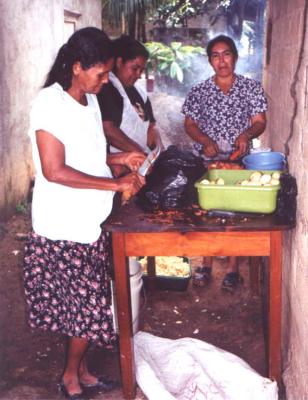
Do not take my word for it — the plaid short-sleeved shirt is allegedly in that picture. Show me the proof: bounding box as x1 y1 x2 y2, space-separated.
182 74 268 153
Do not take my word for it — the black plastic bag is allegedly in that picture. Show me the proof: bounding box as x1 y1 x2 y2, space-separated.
275 173 297 223
137 145 205 211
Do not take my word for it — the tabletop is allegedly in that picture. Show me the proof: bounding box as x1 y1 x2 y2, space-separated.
104 200 295 234
105 198 293 398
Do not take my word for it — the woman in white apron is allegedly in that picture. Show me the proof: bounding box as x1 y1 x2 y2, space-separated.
24 28 146 400
97 35 163 157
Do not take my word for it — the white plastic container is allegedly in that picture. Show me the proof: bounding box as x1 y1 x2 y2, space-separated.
129 259 143 334
111 258 143 335
250 146 272 154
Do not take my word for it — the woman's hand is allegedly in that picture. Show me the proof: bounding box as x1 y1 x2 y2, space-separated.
184 118 218 158
123 151 146 172
117 172 145 204
202 137 219 158
107 151 146 172
234 133 250 155
233 113 266 156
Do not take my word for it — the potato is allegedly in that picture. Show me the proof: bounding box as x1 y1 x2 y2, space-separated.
270 178 280 185
216 178 225 185
240 180 249 186
272 172 281 180
249 171 262 182
260 174 272 185
200 179 210 185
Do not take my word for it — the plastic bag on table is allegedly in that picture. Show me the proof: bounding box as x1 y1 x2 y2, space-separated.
275 173 297 223
136 146 205 211
134 331 278 400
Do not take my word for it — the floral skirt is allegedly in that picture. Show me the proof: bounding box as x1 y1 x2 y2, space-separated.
23 230 117 347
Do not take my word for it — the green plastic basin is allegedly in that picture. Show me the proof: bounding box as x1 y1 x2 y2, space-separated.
194 169 281 214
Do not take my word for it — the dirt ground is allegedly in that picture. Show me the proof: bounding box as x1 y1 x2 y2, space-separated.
0 207 271 400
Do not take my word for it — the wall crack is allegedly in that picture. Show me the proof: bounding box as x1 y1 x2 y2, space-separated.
285 0 308 158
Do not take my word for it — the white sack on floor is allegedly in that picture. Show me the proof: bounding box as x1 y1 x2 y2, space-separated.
134 331 278 400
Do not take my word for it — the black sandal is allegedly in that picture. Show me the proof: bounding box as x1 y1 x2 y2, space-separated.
58 382 85 400
221 272 243 292
81 376 118 391
193 266 212 287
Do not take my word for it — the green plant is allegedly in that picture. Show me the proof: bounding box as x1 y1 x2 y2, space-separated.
145 41 205 82
154 0 232 28
103 0 165 39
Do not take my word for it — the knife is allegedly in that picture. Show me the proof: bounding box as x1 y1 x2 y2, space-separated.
138 145 162 177
208 210 265 218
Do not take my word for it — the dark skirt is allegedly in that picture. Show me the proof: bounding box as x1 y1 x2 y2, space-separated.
23 230 117 347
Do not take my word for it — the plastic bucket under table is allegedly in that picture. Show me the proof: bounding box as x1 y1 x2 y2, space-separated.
111 258 143 335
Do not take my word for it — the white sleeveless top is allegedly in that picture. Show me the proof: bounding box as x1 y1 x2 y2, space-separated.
28 83 114 244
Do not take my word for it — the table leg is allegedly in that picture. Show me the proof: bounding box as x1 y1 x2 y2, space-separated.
268 231 282 382
112 232 136 399
249 257 261 295
147 256 157 292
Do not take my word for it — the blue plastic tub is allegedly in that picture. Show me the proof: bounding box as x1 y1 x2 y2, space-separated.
243 152 286 170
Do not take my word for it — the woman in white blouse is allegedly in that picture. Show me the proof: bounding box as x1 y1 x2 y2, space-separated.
23 27 145 400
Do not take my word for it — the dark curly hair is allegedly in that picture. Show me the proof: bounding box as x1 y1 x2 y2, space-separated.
44 27 112 90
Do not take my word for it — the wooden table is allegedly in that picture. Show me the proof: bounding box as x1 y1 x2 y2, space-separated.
104 202 294 399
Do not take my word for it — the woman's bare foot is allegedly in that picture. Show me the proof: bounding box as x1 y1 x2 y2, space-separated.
79 370 99 386
78 358 99 386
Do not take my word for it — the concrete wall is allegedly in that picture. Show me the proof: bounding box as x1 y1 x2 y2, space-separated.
263 1 308 398
0 0 102 220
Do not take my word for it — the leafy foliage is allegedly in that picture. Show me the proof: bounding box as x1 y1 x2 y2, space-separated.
103 0 166 38
102 0 232 36
106 0 161 23
154 0 232 27
145 41 205 82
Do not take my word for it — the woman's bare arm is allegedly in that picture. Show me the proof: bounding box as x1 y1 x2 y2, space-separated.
235 112 267 154
147 122 164 150
103 121 145 153
36 130 144 194
184 117 219 157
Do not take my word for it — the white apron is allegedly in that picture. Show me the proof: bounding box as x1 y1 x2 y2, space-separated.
109 72 150 153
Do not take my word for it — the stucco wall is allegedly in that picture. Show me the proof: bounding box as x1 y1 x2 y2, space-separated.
0 0 102 220
263 1 308 398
